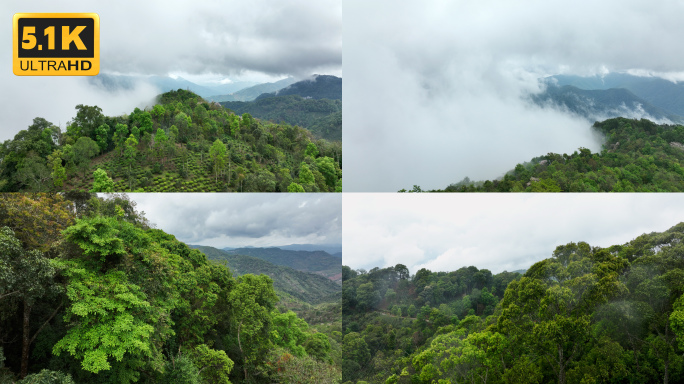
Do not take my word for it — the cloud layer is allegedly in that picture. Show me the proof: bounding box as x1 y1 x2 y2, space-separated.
2 0 341 141
128 193 341 248
344 194 684 274
344 0 684 191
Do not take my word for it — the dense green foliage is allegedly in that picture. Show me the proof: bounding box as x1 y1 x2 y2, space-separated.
0 193 340 383
195 245 341 304
342 264 520 383
410 118 684 192
0 89 342 192
343 223 684 384
227 247 342 282
221 95 342 141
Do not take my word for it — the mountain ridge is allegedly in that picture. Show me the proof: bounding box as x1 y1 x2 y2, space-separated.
192 245 341 304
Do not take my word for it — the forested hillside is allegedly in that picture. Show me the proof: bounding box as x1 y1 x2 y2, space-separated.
343 223 684 384
0 89 342 193
0 193 340 383
409 117 684 192
194 245 341 304
220 95 342 141
227 247 342 283
219 76 343 141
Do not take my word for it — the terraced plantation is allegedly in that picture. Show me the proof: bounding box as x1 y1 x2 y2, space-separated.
0 89 342 193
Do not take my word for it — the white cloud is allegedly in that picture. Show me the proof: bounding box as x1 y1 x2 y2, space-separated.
126 193 341 247
344 0 684 191
343 193 684 274
1 0 341 141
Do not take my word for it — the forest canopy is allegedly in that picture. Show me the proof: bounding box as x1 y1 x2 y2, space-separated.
0 193 340 384
343 222 684 383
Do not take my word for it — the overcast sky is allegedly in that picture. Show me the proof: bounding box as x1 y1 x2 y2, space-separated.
1 0 341 141
125 193 341 248
344 0 684 191
344 193 684 275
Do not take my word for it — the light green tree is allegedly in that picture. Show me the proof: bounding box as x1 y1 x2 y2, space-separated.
287 182 306 192
90 168 115 192
208 139 227 184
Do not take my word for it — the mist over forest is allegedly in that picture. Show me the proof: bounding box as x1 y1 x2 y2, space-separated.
344 0 684 191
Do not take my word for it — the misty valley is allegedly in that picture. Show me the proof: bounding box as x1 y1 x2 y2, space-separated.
342 223 684 384
401 73 684 193
404 117 684 193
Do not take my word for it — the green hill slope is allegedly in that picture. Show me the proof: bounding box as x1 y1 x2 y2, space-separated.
220 95 342 141
227 247 342 282
194 245 341 304
0 89 342 192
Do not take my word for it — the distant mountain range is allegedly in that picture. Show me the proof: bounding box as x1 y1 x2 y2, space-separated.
206 77 298 102
221 247 342 283
221 243 341 255
255 75 342 100
535 73 684 124
220 75 342 141
89 73 259 98
193 245 340 304
277 243 342 255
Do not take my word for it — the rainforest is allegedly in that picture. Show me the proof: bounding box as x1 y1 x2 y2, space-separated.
0 193 341 383
343 223 684 383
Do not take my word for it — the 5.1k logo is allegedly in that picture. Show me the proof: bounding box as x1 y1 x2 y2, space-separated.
13 13 100 76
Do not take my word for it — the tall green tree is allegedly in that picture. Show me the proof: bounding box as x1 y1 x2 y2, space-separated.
208 139 227 184
73 137 100 178
0 227 61 378
228 274 278 381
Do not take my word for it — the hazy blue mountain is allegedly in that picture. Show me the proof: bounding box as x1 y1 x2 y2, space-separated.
532 84 684 124
192 245 341 304
221 244 342 255
147 76 257 98
89 73 258 98
206 77 297 102
255 75 341 100
277 243 342 254
545 73 684 117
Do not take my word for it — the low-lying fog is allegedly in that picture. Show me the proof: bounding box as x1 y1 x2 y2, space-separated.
344 0 684 191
